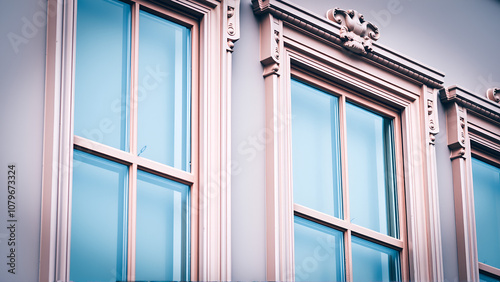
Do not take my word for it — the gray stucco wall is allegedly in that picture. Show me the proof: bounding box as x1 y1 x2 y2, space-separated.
0 0 46 280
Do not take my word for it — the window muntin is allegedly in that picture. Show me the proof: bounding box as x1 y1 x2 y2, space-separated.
472 157 500 270
70 0 196 281
291 77 405 281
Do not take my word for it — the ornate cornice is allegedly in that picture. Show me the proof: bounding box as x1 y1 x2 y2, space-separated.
251 0 444 88
440 85 500 123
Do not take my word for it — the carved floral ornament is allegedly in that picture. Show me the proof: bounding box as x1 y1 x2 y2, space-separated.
487 87 500 103
326 8 380 55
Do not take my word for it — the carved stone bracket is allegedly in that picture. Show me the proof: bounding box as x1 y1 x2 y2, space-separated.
486 87 500 103
259 14 282 77
326 8 380 55
226 0 240 51
426 90 439 145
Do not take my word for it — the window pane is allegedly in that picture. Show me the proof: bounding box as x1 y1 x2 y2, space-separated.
480 272 500 282
137 11 191 171
346 102 398 237
472 157 500 269
291 79 342 218
74 0 131 151
294 216 345 281
70 150 128 282
136 171 190 281
351 236 401 282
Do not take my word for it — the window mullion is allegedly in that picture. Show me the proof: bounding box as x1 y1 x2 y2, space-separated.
345 229 353 282
128 3 140 281
339 95 349 223
128 163 138 280
130 2 140 157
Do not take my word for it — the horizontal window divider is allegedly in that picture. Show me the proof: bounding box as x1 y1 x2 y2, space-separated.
136 158 194 185
294 203 404 250
74 135 194 184
294 203 349 232
74 136 136 165
349 224 404 250
479 263 500 278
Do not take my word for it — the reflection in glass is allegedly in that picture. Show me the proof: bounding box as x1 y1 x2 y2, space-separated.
294 216 345 281
351 236 401 282
70 150 128 282
136 171 190 281
291 79 343 218
480 272 500 282
74 0 131 151
346 102 398 237
137 11 191 171
472 158 500 269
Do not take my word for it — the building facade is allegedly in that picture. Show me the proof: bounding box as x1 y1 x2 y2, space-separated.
0 0 499 281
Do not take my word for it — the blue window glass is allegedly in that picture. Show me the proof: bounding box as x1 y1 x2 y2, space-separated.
294 216 345 281
480 272 500 282
291 79 343 218
137 10 191 171
472 157 500 269
351 236 401 282
74 0 131 151
70 150 128 282
136 171 190 281
346 102 398 237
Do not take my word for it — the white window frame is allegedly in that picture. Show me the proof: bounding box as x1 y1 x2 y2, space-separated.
252 0 445 280
39 0 240 281
441 85 500 281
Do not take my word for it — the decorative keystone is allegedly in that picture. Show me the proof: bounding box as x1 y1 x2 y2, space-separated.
326 8 380 55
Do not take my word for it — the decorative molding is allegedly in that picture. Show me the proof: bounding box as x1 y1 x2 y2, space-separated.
251 0 444 88
259 13 282 76
39 1 238 281
440 86 500 123
326 8 379 55
426 90 439 144
486 87 500 103
226 0 240 51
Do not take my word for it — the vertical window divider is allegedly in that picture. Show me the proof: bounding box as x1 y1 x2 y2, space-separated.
128 163 138 280
394 115 409 281
339 95 352 282
345 229 353 282
128 3 140 281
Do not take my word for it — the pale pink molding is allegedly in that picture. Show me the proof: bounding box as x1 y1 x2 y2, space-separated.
326 8 380 55
39 0 239 281
252 0 444 89
254 0 446 281
440 85 500 281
